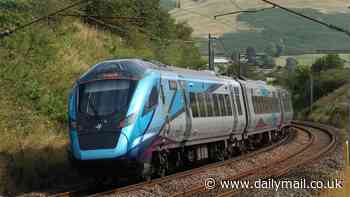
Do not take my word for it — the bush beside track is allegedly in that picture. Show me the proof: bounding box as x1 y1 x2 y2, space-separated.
0 0 204 195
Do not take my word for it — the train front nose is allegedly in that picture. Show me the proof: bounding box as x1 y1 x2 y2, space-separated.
73 79 136 160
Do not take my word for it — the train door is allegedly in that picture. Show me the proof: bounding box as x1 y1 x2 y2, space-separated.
220 84 235 135
238 81 251 136
160 76 187 143
229 83 246 135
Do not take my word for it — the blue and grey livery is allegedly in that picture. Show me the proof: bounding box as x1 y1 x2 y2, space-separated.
68 59 293 177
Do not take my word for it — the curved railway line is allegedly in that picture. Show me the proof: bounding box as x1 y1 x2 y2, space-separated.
50 121 336 197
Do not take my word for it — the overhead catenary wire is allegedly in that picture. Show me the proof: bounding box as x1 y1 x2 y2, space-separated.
259 0 350 37
0 0 94 39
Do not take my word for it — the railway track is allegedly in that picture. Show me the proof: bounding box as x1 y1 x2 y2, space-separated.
50 121 336 197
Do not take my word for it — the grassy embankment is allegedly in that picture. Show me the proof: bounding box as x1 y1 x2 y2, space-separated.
0 0 204 193
300 84 350 196
0 20 141 194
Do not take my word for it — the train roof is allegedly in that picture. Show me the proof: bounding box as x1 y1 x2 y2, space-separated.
83 59 287 90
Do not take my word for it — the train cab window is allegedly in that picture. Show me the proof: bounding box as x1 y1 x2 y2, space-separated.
206 93 214 117
225 95 233 115
213 94 221 116
198 93 207 117
234 87 243 115
219 94 227 116
143 86 158 115
190 92 199 117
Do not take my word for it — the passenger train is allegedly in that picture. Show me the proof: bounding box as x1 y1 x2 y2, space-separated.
67 59 293 178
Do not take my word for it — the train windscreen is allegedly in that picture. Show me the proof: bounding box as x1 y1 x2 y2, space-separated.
78 80 135 117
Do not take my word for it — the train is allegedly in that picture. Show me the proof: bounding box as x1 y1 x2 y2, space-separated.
67 59 293 179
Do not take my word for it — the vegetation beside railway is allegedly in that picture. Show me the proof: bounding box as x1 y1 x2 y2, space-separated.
0 0 204 194
0 0 348 195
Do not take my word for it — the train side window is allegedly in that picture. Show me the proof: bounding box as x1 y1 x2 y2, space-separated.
190 92 199 117
234 87 243 115
143 86 158 115
252 96 257 113
198 93 207 117
225 94 233 115
270 97 274 113
287 94 292 112
206 93 214 117
219 94 227 116
213 94 221 116
266 97 270 113
284 95 288 112
259 96 263 114
255 96 259 114
258 96 263 114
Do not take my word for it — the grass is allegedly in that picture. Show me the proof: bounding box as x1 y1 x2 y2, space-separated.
217 8 350 55
301 84 350 196
301 84 350 129
0 6 204 192
0 18 158 194
0 79 75 194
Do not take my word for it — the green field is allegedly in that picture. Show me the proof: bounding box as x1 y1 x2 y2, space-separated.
216 8 350 55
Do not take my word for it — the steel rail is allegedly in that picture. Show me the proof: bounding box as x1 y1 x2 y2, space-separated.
51 128 291 197
216 121 336 197
51 121 336 197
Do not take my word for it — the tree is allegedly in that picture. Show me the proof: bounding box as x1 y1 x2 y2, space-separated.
262 55 275 68
312 54 344 73
264 42 277 57
276 39 285 57
246 46 256 64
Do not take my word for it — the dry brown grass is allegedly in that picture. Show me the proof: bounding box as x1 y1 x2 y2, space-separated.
319 166 350 197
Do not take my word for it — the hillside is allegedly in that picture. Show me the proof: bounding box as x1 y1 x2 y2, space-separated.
0 0 204 194
170 0 350 55
170 0 350 37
